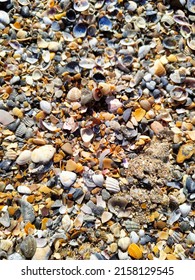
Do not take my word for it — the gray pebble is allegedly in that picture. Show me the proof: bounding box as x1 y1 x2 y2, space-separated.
102 189 111 201
0 211 10 228
146 81 156 91
19 199 35 223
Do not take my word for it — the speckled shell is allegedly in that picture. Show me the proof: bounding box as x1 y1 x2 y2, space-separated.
20 235 37 259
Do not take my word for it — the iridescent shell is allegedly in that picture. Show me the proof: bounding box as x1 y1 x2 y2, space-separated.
73 23 88 38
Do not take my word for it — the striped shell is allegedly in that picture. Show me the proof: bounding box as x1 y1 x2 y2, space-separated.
22 116 34 127
105 176 120 193
170 230 183 243
20 235 37 259
15 122 27 137
123 220 140 232
16 150 32 165
5 149 17 160
66 87 81 101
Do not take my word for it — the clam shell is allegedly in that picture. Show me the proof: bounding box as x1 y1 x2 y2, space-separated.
173 15 190 25
0 10 10 28
73 23 88 38
62 214 73 233
16 150 32 165
79 58 96 69
118 237 131 251
66 9 76 23
20 235 37 259
163 37 177 49
99 16 112 31
187 0 195 13
170 86 188 102
138 45 151 59
105 177 120 193
92 174 104 187
40 100 52 114
180 25 191 38
80 127 94 143
15 123 27 137
187 35 195 50
73 0 89 12
67 87 81 101
31 145 56 163
179 203 191 217
101 211 113 224
32 69 43 81
0 109 15 126
170 70 185 84
108 196 129 217
59 171 77 188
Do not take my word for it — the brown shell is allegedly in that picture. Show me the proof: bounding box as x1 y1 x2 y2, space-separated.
20 235 37 259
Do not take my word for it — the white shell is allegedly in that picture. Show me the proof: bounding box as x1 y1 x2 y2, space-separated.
5 149 17 160
105 177 120 193
31 145 56 163
92 174 104 187
74 213 84 228
16 150 32 165
79 58 96 69
80 128 94 143
62 214 73 233
73 0 89 12
17 185 31 194
32 69 43 81
118 237 131 251
118 250 129 260
67 87 81 101
179 203 191 217
130 231 139 244
186 232 195 245
0 10 10 28
40 100 52 114
101 211 113 223
59 171 77 188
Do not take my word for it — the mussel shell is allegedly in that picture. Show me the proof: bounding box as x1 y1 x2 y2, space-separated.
73 22 88 38
99 16 112 31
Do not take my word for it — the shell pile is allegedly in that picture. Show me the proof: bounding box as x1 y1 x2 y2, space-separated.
0 0 195 260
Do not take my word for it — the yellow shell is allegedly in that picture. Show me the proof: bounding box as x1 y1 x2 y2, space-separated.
153 59 166 76
176 143 195 163
133 108 146 122
12 107 23 118
128 243 143 259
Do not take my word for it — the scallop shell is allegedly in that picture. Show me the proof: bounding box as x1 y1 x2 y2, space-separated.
67 87 81 101
169 230 183 243
20 235 37 259
16 150 32 165
59 171 77 188
15 122 27 137
22 116 34 127
73 0 89 11
5 149 17 160
80 127 94 143
108 196 130 217
105 177 120 193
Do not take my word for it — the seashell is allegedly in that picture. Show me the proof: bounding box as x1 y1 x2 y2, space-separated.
0 10 10 29
128 243 143 259
93 72 105 83
127 1 137 11
170 86 188 102
187 0 195 13
138 45 151 59
179 202 191 217
183 175 195 194
170 70 185 84
87 24 97 37
0 210 10 228
83 169 96 189
62 214 73 233
92 174 104 187
59 171 77 188
0 109 15 126
167 209 181 225
16 150 32 165
79 58 96 69
17 185 31 194
118 237 131 252
73 23 88 38
20 235 37 259
31 145 56 163
186 232 195 245
180 25 191 38
99 16 112 31
40 100 52 114
153 59 166 76
187 35 195 50
130 231 139 244
73 0 89 12
105 177 120 193
80 127 94 143
176 143 194 163
170 230 183 243
134 16 146 29
108 196 129 217
107 98 123 113
67 87 81 101
15 122 27 137
81 88 93 105
7 119 20 132
123 220 140 232
5 149 17 160
163 37 177 49
32 69 42 81
101 211 113 223
22 116 34 127
161 14 174 26
66 9 76 23
18 0 30 5
19 199 35 223
173 14 190 25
